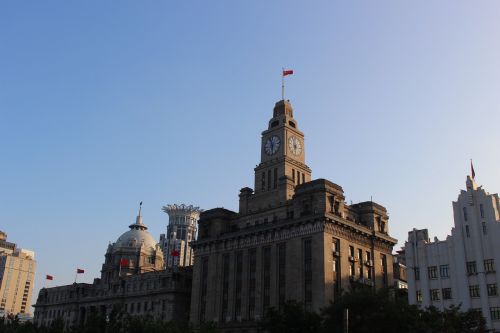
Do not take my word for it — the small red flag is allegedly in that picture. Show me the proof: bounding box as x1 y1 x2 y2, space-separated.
119 258 129 267
46 275 54 280
171 250 180 257
471 160 476 179
283 69 294 76
77 268 84 274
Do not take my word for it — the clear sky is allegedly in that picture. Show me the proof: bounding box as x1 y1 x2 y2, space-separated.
1 1 500 309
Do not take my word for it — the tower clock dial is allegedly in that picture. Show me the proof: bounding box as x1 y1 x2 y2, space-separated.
288 136 302 156
264 135 281 156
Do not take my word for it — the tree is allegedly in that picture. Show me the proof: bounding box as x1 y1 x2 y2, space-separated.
261 300 322 333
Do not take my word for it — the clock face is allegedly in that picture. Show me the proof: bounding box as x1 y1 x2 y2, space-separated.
288 136 302 156
264 135 281 155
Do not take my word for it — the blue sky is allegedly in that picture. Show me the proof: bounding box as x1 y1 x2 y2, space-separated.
1 1 500 308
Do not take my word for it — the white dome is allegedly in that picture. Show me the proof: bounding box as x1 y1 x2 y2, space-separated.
112 215 158 252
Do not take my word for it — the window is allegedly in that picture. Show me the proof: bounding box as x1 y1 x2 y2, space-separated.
267 170 271 190
333 259 337 272
292 169 295 183
278 244 286 308
430 289 440 301
358 249 363 261
414 267 420 280
234 252 243 318
366 251 371 262
466 261 477 275
483 222 487 235
428 266 438 279
349 262 355 277
261 172 265 190
273 168 278 189
442 288 452 300
488 284 498 296
465 225 470 238
484 259 495 273
332 238 340 253
469 285 480 298
349 246 354 257
302 173 305 184
248 249 257 318
439 265 449 278
303 239 313 310
221 254 230 321
491 307 500 320
480 204 485 218
262 247 271 312
463 207 468 221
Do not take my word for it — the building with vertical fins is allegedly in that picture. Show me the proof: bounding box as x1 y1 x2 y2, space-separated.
190 99 398 331
159 204 202 268
404 175 500 331
0 231 36 320
33 205 191 329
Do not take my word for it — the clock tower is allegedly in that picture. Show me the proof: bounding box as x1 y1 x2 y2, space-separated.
248 99 312 209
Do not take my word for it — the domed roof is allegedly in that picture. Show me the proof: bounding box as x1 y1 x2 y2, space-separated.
112 214 158 252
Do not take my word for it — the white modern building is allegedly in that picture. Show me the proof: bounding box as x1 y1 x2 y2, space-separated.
159 204 201 268
404 175 500 331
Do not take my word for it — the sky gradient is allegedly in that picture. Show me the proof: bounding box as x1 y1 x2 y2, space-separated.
1 1 500 309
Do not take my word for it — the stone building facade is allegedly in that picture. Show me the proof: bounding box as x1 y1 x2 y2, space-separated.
0 231 36 319
404 176 500 331
189 100 398 331
160 204 201 268
33 208 191 329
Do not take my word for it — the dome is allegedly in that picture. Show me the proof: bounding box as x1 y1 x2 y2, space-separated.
112 215 158 252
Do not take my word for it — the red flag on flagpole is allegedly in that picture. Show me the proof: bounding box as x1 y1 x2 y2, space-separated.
471 160 476 179
119 258 129 267
282 69 294 76
171 250 180 257
77 268 84 274
46 275 54 280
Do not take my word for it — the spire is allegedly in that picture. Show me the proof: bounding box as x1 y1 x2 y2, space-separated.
130 202 147 230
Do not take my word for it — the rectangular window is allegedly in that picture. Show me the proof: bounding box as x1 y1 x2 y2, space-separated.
480 204 485 218
349 246 354 257
292 169 295 183
234 252 243 319
349 262 355 277
381 254 388 286
439 265 449 278
248 248 257 318
483 222 487 235
297 171 301 185
262 247 271 312
463 207 468 221
302 173 305 184
488 284 498 296
332 238 340 253
278 243 286 308
261 172 265 190
469 285 480 298
414 267 420 280
428 266 438 279
221 254 230 321
465 225 470 238
366 251 371 262
484 259 495 273
273 168 278 189
199 257 209 321
303 239 313 310
491 307 500 320
442 288 452 300
430 289 440 301
267 170 271 190
467 261 477 275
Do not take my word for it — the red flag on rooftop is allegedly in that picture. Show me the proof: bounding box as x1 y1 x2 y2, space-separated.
119 258 129 267
471 160 476 179
46 275 54 280
282 69 294 76
77 268 84 274
171 250 180 257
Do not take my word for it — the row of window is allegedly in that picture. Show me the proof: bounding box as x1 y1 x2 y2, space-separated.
417 284 498 302
463 204 486 221
415 260 495 280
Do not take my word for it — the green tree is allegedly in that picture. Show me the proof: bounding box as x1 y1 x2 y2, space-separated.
261 300 322 333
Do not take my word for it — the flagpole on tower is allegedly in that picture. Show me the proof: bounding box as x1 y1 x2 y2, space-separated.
281 67 285 101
